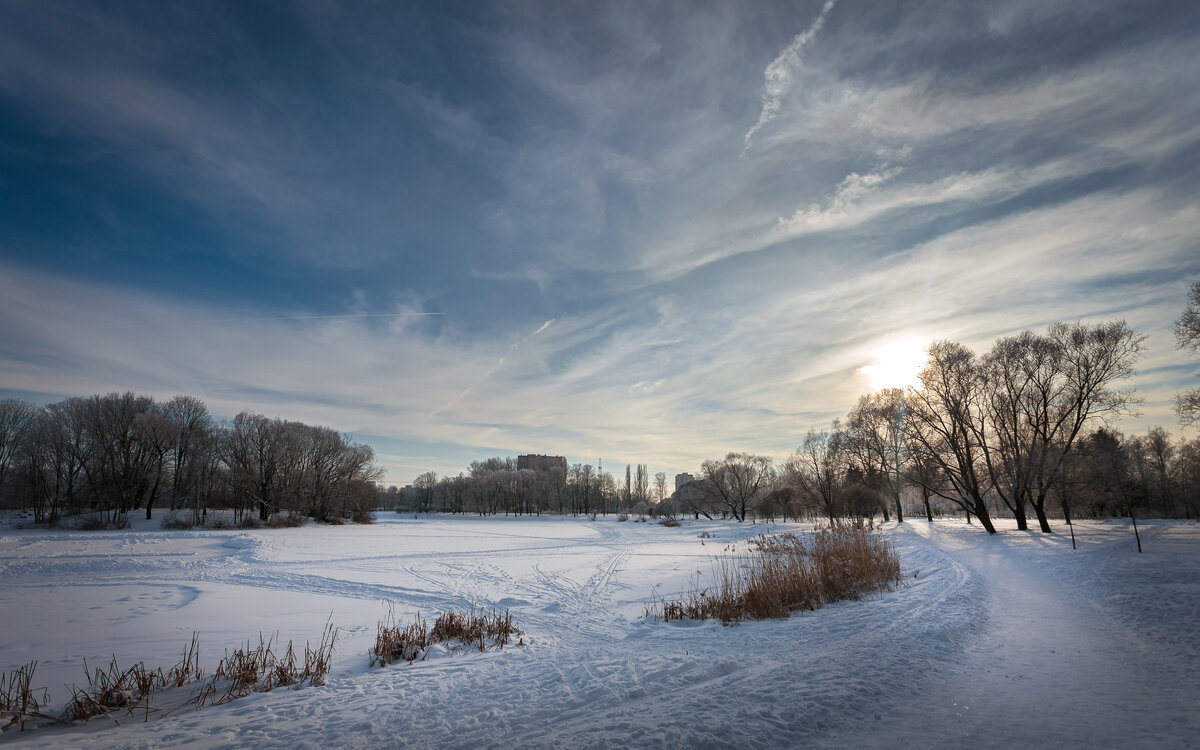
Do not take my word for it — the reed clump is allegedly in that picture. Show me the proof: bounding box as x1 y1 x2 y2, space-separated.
197 621 338 707
43 623 335 729
1 662 51 732
646 523 903 623
371 605 522 667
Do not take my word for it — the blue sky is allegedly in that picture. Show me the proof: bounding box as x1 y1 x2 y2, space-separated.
2 0 1199 485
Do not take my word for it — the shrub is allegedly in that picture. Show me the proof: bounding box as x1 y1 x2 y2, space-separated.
658 518 681 527
159 512 193 530
267 513 306 528
646 524 903 623
204 515 234 530
616 513 629 522
76 514 129 531
236 516 263 529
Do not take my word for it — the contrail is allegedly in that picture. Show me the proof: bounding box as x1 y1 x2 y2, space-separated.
743 0 837 152
214 312 446 322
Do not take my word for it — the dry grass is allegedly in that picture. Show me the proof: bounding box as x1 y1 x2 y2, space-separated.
371 605 523 667
62 657 165 723
198 621 338 707
646 523 903 623
1 662 51 732
50 622 336 727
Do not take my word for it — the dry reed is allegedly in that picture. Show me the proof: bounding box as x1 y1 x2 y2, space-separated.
371 605 522 667
646 523 903 623
1 662 51 732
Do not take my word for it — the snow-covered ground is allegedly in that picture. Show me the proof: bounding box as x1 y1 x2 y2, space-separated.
1 513 1196 748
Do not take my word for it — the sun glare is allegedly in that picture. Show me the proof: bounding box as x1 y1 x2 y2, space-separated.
859 338 929 391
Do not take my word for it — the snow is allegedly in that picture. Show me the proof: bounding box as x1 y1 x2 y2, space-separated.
1 514 1196 748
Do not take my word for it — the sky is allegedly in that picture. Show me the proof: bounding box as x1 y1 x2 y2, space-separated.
1 0 1199 486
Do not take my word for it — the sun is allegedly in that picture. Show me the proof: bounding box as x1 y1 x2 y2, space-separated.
858 338 929 391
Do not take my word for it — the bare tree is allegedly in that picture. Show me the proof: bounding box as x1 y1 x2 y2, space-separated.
634 464 649 508
1143 426 1176 518
0 399 37 498
222 412 287 522
998 322 1144 533
784 426 847 523
162 395 215 524
1174 281 1200 424
21 401 87 522
905 342 999 534
653 471 667 505
700 453 774 522
845 389 906 522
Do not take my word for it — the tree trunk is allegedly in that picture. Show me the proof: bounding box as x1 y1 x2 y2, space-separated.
1032 502 1053 533
1013 501 1028 531
973 499 997 534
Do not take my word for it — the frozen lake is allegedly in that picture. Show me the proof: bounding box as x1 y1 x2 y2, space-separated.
1 514 1196 748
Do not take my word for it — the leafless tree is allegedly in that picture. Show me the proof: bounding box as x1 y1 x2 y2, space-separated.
222 412 287 522
653 471 667 505
162 395 216 524
700 452 773 522
845 389 907 522
634 464 649 508
0 399 37 499
1174 281 1200 424
784 426 847 523
986 322 1144 532
905 342 999 533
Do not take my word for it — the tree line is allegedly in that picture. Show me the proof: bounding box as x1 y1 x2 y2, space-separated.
4 285 1197 532
672 320 1196 532
381 458 667 519
0 392 382 526
389 309 1200 532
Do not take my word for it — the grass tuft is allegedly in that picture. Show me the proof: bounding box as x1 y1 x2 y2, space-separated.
371 605 522 667
198 621 338 707
1 662 50 732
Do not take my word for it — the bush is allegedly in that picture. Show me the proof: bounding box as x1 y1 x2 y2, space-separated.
267 513 306 528
159 512 193 530
204 515 234 530
646 524 903 623
236 516 263 529
658 518 681 527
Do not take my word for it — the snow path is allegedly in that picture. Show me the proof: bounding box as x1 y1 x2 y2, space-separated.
826 520 1199 749
1 516 1196 748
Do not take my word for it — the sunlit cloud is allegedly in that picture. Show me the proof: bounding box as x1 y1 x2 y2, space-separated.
1 1 1198 485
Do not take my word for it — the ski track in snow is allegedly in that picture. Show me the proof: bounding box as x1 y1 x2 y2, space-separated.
0 515 1196 748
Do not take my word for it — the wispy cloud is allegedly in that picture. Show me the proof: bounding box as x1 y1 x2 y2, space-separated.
743 0 837 151
1 1 1198 483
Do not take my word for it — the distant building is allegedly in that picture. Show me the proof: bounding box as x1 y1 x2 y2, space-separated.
517 454 568 474
675 472 695 492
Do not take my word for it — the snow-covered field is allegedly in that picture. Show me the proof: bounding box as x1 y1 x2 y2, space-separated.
1 513 1196 749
